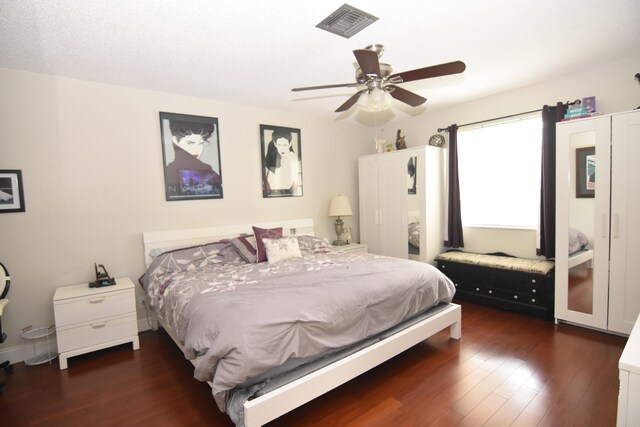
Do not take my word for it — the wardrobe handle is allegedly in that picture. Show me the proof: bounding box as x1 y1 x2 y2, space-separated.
601 213 608 238
375 209 380 225
612 213 619 238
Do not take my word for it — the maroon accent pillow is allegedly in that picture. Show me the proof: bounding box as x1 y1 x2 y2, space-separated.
252 226 283 262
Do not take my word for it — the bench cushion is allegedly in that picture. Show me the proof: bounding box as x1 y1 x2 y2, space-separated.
435 251 554 276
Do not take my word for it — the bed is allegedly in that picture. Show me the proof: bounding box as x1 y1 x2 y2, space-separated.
568 228 593 269
140 218 461 427
408 210 421 260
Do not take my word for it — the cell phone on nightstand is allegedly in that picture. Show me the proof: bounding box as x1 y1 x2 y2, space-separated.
89 263 116 288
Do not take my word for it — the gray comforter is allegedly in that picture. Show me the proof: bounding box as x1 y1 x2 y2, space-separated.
140 237 455 411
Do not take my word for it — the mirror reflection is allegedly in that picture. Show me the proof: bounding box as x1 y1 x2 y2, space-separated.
407 156 420 261
567 131 596 314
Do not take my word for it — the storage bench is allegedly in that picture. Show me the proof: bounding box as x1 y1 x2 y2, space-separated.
435 250 555 318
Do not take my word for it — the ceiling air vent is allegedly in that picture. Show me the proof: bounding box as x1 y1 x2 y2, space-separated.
316 4 378 39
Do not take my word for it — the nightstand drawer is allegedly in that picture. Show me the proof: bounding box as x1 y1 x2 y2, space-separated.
56 313 137 353
54 289 135 327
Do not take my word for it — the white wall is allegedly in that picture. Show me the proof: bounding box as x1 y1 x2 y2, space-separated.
0 69 371 352
390 53 640 259
1 52 638 357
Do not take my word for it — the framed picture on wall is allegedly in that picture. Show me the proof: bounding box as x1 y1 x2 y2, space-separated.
260 124 303 198
407 156 417 194
575 146 595 198
0 169 26 213
159 112 223 201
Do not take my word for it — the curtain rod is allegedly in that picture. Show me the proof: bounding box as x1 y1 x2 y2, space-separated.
437 108 543 133
437 100 579 133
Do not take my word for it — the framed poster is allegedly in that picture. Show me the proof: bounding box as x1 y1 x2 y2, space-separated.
159 112 223 201
575 146 595 198
260 124 303 198
407 156 417 195
0 169 25 213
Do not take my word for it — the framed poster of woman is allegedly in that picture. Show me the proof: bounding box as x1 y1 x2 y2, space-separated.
260 124 303 198
159 112 223 201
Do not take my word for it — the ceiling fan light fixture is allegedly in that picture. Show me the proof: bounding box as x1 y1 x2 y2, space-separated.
291 44 466 113
358 88 392 112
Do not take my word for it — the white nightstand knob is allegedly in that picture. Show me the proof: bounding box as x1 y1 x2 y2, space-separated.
91 322 107 329
89 297 105 304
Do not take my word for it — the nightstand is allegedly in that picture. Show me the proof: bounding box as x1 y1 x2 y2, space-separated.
331 243 368 254
53 276 139 370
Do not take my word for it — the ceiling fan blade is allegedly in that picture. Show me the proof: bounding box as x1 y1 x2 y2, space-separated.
292 82 359 92
386 85 427 107
389 60 466 83
353 49 381 77
335 90 366 112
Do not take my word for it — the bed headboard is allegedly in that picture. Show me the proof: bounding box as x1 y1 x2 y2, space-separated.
142 218 315 267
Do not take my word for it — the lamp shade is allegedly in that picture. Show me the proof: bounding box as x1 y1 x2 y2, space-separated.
329 195 353 217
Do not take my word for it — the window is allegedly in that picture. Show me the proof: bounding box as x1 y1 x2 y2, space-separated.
457 116 542 228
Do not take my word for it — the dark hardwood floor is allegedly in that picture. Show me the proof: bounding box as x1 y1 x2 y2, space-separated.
568 264 594 314
0 301 627 427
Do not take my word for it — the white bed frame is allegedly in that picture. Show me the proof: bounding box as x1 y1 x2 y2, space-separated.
568 248 594 269
142 218 462 427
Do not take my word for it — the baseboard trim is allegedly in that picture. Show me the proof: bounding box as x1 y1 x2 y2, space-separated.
0 316 154 365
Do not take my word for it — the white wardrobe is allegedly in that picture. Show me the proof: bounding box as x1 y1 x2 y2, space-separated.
358 145 444 264
555 109 640 335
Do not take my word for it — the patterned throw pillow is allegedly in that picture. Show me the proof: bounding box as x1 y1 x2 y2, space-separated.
297 235 333 253
263 237 302 263
228 234 257 263
252 226 283 262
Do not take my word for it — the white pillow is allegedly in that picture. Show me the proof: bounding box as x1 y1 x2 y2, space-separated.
263 237 302 263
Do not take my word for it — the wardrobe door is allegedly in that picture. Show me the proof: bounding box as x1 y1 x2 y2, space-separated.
378 152 409 258
555 116 611 329
358 155 381 254
422 146 444 264
608 110 640 334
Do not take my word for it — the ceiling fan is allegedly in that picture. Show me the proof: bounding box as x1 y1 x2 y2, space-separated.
292 44 466 112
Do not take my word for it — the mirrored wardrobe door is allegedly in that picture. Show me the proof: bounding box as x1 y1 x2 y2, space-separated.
407 155 421 261
555 116 610 329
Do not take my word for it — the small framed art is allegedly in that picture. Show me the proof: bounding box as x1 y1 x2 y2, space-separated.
260 124 303 198
575 146 595 198
407 156 417 195
0 169 26 213
159 112 223 201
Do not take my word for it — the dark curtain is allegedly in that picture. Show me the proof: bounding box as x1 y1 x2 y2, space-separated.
444 124 464 248
537 102 566 258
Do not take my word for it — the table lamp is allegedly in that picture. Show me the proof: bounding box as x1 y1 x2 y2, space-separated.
329 195 352 245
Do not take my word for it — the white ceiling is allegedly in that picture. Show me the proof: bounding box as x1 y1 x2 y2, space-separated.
1 0 639 125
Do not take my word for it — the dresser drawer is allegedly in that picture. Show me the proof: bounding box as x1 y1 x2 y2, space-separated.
54 289 135 327
56 313 137 353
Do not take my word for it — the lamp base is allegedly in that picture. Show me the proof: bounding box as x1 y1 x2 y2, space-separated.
333 217 345 245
